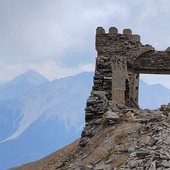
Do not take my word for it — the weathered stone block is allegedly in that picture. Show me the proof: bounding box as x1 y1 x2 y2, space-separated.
161 160 170 168
123 28 132 36
96 27 105 34
166 47 170 52
131 34 140 42
109 27 118 35
104 111 120 120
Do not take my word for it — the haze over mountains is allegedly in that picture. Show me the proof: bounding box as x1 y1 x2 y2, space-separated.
0 70 93 169
139 79 170 109
0 69 49 101
0 70 170 169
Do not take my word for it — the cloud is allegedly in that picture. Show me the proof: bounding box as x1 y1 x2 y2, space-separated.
0 0 170 83
29 60 95 80
0 0 132 64
140 74 170 89
0 59 94 81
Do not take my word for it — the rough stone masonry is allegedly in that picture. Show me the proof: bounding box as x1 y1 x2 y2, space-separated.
80 27 170 145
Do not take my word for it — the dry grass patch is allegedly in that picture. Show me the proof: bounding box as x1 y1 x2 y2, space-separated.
102 149 113 161
120 121 139 129
115 155 128 168
113 130 128 145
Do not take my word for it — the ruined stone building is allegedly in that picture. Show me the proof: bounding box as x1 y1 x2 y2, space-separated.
81 27 170 139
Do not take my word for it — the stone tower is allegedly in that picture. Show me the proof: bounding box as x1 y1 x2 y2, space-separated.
94 27 170 107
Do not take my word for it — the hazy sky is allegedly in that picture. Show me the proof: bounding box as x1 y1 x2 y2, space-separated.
0 0 170 88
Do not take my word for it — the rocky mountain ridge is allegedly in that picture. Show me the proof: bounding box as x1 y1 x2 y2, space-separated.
11 102 170 170
0 69 49 101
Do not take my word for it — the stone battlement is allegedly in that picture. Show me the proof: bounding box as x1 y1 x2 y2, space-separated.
96 27 140 42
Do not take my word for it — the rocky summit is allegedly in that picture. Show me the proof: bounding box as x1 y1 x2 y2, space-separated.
11 103 170 170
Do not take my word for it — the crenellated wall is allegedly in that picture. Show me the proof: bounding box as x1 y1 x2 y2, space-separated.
94 27 170 106
94 27 151 107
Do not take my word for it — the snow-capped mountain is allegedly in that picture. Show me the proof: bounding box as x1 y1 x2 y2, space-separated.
0 69 49 101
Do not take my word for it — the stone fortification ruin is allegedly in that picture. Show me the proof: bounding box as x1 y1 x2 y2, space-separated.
80 27 170 145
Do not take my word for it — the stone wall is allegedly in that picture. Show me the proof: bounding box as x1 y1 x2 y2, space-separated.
94 26 170 106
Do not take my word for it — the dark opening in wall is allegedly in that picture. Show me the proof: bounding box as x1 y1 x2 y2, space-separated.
138 74 170 110
125 79 130 106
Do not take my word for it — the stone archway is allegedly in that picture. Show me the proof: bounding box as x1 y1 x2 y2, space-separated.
94 26 170 108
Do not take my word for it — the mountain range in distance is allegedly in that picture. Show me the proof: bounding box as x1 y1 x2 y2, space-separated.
0 70 170 169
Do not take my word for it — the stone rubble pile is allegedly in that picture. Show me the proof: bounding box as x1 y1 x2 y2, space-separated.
120 104 170 169
80 90 108 147
79 103 170 170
